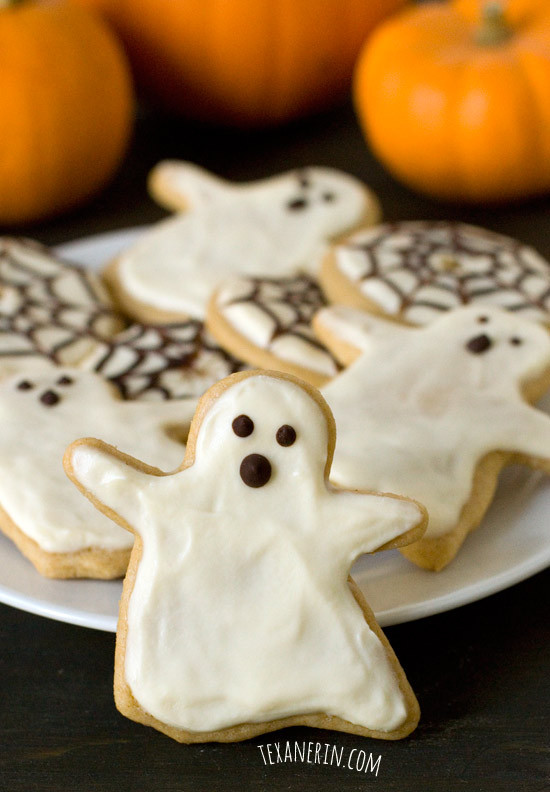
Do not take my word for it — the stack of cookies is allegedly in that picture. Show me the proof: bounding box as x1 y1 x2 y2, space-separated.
3 162 550 744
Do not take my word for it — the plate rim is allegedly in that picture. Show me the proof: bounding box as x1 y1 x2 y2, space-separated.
0 226 548 632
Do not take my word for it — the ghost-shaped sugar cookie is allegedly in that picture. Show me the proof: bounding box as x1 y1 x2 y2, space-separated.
0 358 195 578
104 161 381 322
65 371 426 743
314 304 550 571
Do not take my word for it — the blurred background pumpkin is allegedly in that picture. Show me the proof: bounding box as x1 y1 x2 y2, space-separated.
354 0 550 203
0 0 134 225
70 0 407 127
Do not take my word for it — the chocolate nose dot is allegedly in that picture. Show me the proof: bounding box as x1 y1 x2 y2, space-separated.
287 197 308 211
240 453 272 488
466 334 492 354
40 389 60 406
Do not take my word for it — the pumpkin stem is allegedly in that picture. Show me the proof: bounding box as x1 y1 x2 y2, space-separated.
476 3 513 46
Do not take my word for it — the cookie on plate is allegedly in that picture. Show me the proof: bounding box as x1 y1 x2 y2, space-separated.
0 358 193 579
207 274 339 387
0 237 123 367
83 320 245 400
320 221 550 326
104 162 381 322
65 370 426 742
0 305 244 576
314 304 550 571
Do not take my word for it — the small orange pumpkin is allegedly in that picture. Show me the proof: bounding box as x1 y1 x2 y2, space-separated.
0 1 134 225
354 0 550 203
71 0 407 127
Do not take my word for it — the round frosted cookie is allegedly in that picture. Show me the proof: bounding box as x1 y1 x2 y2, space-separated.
0 237 123 367
207 275 339 387
105 161 381 322
83 321 245 401
314 304 550 571
65 370 426 742
321 221 550 326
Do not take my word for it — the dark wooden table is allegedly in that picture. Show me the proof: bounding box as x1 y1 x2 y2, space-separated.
1 103 549 792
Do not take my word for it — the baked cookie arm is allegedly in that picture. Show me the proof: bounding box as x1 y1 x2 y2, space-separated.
314 305 409 365
507 405 550 470
64 439 164 535
322 490 428 559
148 160 228 212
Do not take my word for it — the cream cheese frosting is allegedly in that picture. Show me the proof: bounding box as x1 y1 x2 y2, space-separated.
0 359 193 553
68 373 423 734
317 304 550 538
117 164 375 318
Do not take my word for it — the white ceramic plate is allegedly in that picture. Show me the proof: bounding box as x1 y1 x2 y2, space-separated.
0 228 549 632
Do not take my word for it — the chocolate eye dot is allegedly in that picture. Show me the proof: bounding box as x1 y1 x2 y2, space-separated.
322 192 336 202
17 380 33 391
232 414 254 437
477 316 489 324
276 424 297 447
510 337 522 345
287 198 308 211
57 375 74 386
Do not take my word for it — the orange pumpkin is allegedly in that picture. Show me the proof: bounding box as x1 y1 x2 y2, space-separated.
354 0 550 203
0 1 134 225
71 0 407 126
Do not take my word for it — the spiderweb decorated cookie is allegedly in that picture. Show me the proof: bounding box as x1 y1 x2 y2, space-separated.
207 274 339 387
314 304 550 570
83 320 245 401
0 237 123 367
104 161 381 322
0 241 246 576
65 371 426 742
321 221 550 326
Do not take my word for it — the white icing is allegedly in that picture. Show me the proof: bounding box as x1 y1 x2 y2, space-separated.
336 248 372 281
413 285 460 308
69 374 422 733
360 278 402 313
522 274 550 299
0 359 194 553
270 335 338 377
318 305 550 539
118 165 371 318
223 302 276 348
476 289 527 307
405 305 446 325
0 286 23 315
